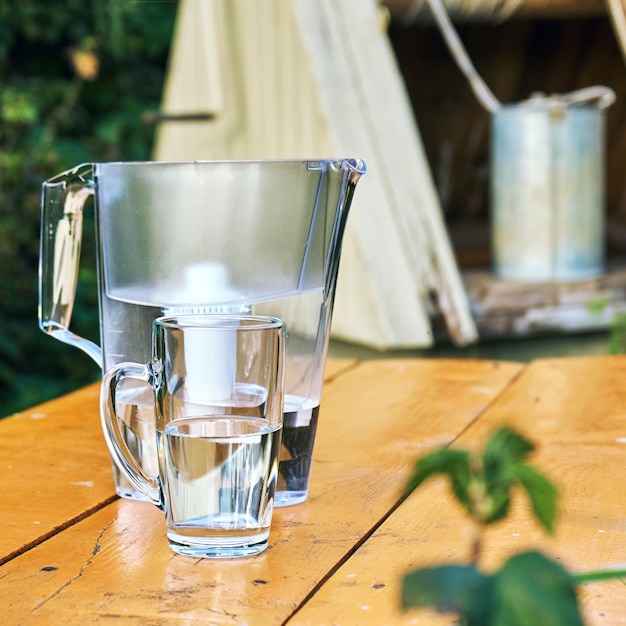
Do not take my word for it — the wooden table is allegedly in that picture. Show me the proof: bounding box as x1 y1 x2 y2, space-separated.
3 355 626 624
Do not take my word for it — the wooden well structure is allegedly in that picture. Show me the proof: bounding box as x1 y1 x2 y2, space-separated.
154 0 626 348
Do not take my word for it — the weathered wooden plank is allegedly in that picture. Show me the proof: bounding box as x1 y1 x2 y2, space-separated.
0 383 115 565
462 263 626 338
384 0 606 22
0 359 357 566
292 0 478 348
290 355 626 625
1 359 522 624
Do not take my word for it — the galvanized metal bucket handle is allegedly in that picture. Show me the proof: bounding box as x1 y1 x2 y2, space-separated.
555 86 615 109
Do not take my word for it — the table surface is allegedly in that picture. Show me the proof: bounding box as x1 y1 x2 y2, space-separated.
3 355 626 624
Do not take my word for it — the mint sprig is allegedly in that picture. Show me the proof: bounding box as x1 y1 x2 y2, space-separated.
401 427 626 624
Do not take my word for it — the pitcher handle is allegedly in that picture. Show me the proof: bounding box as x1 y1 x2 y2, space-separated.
38 163 103 366
100 362 163 507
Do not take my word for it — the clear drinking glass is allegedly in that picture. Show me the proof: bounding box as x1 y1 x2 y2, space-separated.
100 314 285 558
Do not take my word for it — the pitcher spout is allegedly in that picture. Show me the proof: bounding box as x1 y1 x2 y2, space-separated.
344 158 367 179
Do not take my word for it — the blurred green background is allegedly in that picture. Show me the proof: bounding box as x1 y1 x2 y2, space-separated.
0 0 177 417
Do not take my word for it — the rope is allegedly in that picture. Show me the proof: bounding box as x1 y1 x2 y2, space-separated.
426 0 502 112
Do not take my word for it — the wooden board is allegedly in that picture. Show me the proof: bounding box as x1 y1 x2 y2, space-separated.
384 0 606 22
0 383 115 565
0 359 357 566
1 359 522 624
461 262 626 338
290 355 626 625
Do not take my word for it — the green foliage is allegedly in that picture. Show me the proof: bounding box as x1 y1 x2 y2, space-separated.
608 312 626 355
405 427 558 533
403 552 583 626
0 0 177 417
403 563 492 624
405 448 472 509
584 297 626 354
401 427 626 624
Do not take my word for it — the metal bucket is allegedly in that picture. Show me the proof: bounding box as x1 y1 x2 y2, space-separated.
491 89 613 282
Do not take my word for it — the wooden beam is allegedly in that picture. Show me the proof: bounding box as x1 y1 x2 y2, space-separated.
459 260 626 339
384 0 606 22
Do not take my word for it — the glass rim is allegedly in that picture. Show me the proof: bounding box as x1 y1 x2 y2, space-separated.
154 313 285 331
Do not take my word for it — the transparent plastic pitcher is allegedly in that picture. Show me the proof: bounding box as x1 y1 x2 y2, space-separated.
39 159 366 506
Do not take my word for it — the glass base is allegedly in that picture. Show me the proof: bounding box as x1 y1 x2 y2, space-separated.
113 465 151 501
115 484 150 501
167 530 269 558
274 489 308 507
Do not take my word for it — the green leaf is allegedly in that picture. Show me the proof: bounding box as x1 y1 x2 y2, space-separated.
1 88 38 124
513 463 559 533
482 484 512 525
402 564 493 625
479 428 557 530
483 427 535 471
405 448 472 511
402 553 586 626
491 552 584 626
